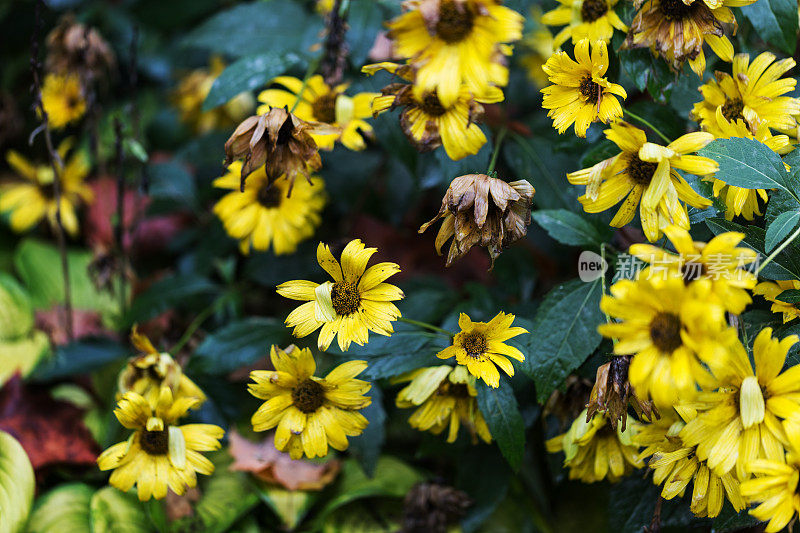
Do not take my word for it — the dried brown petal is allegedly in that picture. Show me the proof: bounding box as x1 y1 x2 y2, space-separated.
586 356 658 431
45 15 115 80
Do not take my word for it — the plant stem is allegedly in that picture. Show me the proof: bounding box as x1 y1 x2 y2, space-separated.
623 109 671 144
486 126 508 174
169 294 230 355
397 317 453 337
290 55 323 114
757 224 800 275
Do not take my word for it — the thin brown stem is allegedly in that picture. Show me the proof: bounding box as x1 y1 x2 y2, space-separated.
320 0 348 87
113 118 127 316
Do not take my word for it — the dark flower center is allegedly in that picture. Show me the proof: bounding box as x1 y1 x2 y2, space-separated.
437 381 471 398
659 0 696 20
436 1 475 44
681 261 707 282
292 378 325 413
581 0 609 22
312 93 338 124
66 94 81 110
649 312 683 353
331 281 361 316
627 154 658 185
419 92 447 117
140 429 169 455
721 98 745 122
579 75 601 104
276 116 295 145
461 332 487 357
257 184 283 208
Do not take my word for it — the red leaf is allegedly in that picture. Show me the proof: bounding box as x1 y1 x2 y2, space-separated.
35 306 114 346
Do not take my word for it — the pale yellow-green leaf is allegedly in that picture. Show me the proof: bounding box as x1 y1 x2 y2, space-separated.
89 487 151 533
0 331 51 385
0 273 34 341
26 483 93 533
0 430 35 533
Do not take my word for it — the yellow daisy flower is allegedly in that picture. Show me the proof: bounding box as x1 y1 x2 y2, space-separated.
541 39 626 138
541 0 627 47
629 224 757 314
703 110 793 220
436 311 527 388
567 121 715 242
742 433 800 532
117 326 206 405
277 239 403 351
691 51 800 135
386 0 523 107
546 408 642 483
394 365 491 443
1 140 93 236
213 161 325 255
97 388 224 501
635 409 745 518
680 328 800 480
41 73 86 129
172 56 254 134
598 273 731 408
257 75 377 151
753 280 800 323
248 345 371 459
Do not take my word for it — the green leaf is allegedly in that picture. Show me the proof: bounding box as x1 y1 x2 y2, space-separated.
124 274 219 326
698 138 796 195
31 339 127 382
195 456 260 533
348 386 386 477
532 209 612 247
203 52 302 111
347 0 385 68
765 209 800 252
776 289 800 304
123 139 148 163
521 279 604 403
742 0 799 55
191 317 289 374
0 431 35 533
609 476 701 533
146 161 198 210
711 502 761 532
0 331 50 385
476 381 525 470
0 273 34 341
89 487 151 532
27 483 93 533
257 488 316 530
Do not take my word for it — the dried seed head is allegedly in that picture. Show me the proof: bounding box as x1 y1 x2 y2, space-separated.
586 356 658 431
400 482 472 533
419 174 534 268
45 15 115 80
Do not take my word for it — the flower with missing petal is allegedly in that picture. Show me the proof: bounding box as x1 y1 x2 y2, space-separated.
418 173 534 267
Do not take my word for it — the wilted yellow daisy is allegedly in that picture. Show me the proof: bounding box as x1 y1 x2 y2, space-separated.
753 280 800 323
629 224 757 314
547 408 641 483
249 345 371 459
635 410 745 518
257 75 377 151
277 239 403 351
567 121 715 242
117 326 206 405
436 311 526 388
395 365 491 443
40 73 86 129
681 328 800 480
691 51 800 134
598 273 730 408
742 436 800 532
97 388 224 501
213 161 325 255
387 0 524 107
1 140 93 236
703 110 793 220
172 56 254 134
541 0 627 47
541 39 626 137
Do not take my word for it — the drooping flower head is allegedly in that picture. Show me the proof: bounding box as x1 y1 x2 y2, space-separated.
395 365 491 443
213 162 325 255
257 75 377 151
277 239 404 351
386 0 524 107
117 326 205 405
419 173 534 267
248 345 371 459
41 73 86 129
629 224 757 314
541 0 627 47
0 139 93 236
680 328 800 480
97 387 224 501
436 311 527 388
598 273 732 408
567 121 715 242
585 355 657 431
541 39 626 138
691 52 800 135
546 408 642 483
753 280 800 324
46 15 115 80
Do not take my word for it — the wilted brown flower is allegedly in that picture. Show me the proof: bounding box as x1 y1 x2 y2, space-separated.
45 15 115 80
224 107 338 190
419 173 534 267
586 355 658 431
400 482 472 533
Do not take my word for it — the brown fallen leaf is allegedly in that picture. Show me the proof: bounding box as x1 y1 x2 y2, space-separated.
228 430 339 491
166 487 200 522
